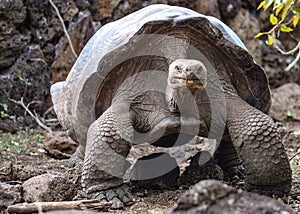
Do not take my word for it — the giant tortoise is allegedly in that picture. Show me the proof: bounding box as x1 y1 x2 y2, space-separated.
51 4 292 208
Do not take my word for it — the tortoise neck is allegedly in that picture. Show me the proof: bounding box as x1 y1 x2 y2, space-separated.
166 85 197 113
166 85 178 113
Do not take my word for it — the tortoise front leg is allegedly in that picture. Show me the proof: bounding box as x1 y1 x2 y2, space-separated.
226 98 292 197
214 137 244 179
82 104 133 208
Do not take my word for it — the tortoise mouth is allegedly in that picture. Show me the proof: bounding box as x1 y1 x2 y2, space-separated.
169 77 206 90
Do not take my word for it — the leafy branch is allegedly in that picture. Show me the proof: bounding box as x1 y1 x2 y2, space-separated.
0 103 16 121
255 0 300 71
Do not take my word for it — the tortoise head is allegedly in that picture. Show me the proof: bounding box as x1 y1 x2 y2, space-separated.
168 59 207 91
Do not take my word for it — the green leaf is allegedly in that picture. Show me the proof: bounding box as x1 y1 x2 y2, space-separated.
270 14 278 25
8 115 16 121
281 0 293 20
280 24 293 32
287 110 292 117
264 0 274 10
254 32 267 38
267 34 274 45
0 103 8 111
257 0 266 10
287 0 294 7
293 15 300 27
275 3 284 16
292 7 300 14
281 7 288 20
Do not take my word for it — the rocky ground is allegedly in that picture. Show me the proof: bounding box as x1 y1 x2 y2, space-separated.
0 83 300 213
0 124 299 213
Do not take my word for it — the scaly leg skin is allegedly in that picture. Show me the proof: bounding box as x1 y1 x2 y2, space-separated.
226 98 292 197
68 145 85 167
82 105 133 209
214 138 244 179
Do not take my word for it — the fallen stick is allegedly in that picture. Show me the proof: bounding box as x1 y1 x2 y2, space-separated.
7 200 112 214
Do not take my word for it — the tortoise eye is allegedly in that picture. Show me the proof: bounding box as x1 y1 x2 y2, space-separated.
175 66 180 72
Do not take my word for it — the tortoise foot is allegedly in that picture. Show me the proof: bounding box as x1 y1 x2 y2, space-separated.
88 184 133 209
227 165 245 180
68 145 85 168
68 152 84 168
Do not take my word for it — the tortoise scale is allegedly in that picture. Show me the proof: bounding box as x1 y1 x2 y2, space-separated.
51 4 292 208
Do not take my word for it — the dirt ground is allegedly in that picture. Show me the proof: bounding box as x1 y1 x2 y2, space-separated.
0 120 299 213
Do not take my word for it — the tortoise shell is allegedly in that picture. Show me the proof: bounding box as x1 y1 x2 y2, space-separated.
54 4 270 143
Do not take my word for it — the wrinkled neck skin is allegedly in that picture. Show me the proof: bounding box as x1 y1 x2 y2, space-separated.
166 84 198 115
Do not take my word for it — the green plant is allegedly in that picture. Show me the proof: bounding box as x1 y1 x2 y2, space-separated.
255 0 300 71
0 131 45 159
0 103 16 121
18 72 32 86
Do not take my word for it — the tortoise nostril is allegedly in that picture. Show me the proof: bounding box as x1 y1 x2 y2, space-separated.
189 74 197 80
187 71 193 77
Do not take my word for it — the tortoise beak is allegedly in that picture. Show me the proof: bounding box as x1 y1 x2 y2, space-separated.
186 79 206 91
187 80 194 85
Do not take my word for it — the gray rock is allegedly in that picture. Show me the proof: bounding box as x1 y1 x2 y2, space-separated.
194 0 221 19
26 0 79 46
241 0 257 10
22 173 79 202
0 0 26 26
226 8 261 63
102 0 143 24
0 162 46 182
270 83 300 121
0 182 22 209
0 0 30 69
43 131 78 159
168 180 296 214
50 10 95 82
0 44 49 118
283 129 300 160
129 202 150 212
218 0 241 20
179 151 223 186
42 43 56 66
74 0 90 10
88 0 122 21
0 28 31 69
261 44 300 88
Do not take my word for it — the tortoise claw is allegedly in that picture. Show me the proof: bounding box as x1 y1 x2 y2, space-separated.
89 184 133 209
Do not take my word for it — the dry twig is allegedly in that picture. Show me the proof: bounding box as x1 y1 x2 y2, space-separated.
9 98 52 133
48 0 78 59
274 41 300 71
289 151 300 162
6 200 112 214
